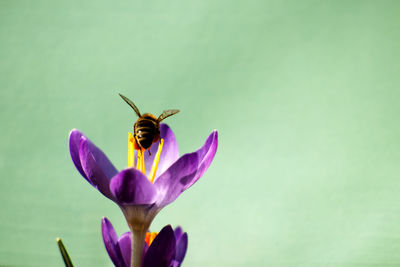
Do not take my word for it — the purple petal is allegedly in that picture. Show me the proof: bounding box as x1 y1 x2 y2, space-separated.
69 129 90 183
154 152 199 208
144 123 180 179
175 232 188 263
84 135 118 179
79 137 116 201
118 232 131 267
143 241 149 258
110 168 157 205
101 218 126 267
174 227 183 241
187 130 218 189
143 225 176 267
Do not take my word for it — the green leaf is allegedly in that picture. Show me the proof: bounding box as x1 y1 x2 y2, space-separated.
56 238 74 267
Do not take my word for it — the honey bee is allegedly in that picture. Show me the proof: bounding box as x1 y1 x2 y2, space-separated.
119 93 179 155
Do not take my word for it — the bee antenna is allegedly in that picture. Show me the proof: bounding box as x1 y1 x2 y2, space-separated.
119 93 141 117
158 109 180 122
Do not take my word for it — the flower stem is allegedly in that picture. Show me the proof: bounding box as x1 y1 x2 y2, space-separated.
121 206 158 267
131 229 146 267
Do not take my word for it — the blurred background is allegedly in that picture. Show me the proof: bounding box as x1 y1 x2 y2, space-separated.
1 1 400 266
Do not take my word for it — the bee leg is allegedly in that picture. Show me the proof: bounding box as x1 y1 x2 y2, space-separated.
148 149 151 156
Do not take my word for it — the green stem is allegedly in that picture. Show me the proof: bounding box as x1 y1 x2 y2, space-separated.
131 229 146 267
120 205 159 267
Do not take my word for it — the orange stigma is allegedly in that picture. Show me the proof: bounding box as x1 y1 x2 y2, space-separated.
145 232 158 246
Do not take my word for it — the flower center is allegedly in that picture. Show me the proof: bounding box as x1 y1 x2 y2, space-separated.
128 133 164 183
145 232 158 246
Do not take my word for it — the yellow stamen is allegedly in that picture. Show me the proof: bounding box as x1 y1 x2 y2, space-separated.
145 232 158 246
136 148 145 174
128 133 135 167
149 139 164 183
141 148 145 174
136 148 141 170
128 135 163 180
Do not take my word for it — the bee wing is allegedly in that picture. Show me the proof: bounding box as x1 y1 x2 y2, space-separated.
119 93 141 117
158 109 180 122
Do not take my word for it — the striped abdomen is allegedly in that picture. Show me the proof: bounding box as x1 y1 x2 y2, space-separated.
133 114 160 149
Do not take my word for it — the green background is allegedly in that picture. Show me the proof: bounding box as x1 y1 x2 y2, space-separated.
1 0 400 266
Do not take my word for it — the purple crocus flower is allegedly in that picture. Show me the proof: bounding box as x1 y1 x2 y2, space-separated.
69 123 217 267
102 217 188 267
